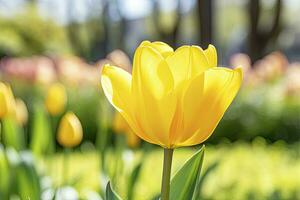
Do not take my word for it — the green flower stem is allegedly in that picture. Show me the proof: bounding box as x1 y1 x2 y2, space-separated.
63 148 71 185
161 148 174 200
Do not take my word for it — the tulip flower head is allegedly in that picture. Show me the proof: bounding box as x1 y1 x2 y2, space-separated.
57 112 83 148
101 41 242 148
45 83 67 116
15 98 28 125
0 83 16 119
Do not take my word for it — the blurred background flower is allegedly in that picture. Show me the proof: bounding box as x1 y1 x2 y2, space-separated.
15 98 28 126
45 83 67 116
57 112 83 148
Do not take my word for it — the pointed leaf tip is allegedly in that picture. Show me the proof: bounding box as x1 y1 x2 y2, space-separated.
106 181 122 200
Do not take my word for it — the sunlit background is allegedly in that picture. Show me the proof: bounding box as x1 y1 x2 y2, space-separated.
0 0 300 200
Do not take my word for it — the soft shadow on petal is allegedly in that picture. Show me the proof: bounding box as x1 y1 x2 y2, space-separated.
178 67 243 146
166 46 209 88
131 46 177 146
101 65 154 143
169 73 205 146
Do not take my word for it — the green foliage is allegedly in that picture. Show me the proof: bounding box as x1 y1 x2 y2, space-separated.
199 142 300 200
106 182 122 200
1 117 25 151
127 161 143 200
210 84 300 143
0 148 41 200
170 146 204 200
67 86 103 142
192 160 219 199
14 159 41 200
0 145 10 199
0 6 71 57
30 103 54 156
40 142 300 200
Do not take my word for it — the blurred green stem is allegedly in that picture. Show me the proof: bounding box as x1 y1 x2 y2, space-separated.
0 121 2 143
113 134 125 183
63 148 71 185
161 148 174 200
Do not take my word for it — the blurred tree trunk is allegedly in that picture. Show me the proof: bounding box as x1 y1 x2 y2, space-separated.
100 0 125 55
102 0 110 55
197 0 213 48
153 0 182 47
65 0 105 61
26 0 37 3
116 2 127 51
65 0 87 58
248 0 282 62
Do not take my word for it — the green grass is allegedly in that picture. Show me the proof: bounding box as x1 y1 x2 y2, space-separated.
41 140 300 200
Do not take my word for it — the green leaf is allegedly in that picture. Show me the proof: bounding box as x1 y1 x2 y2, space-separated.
127 161 143 200
15 160 41 200
106 181 122 200
170 146 205 200
1 117 25 151
0 146 10 199
6 149 41 200
30 103 54 156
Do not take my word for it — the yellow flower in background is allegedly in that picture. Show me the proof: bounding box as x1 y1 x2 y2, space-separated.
0 83 16 119
0 83 11 119
126 131 140 148
113 112 130 134
101 41 242 148
113 112 141 148
57 112 83 148
45 83 67 116
15 98 28 125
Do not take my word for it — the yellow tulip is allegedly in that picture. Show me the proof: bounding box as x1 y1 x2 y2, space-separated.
0 83 10 119
45 83 67 116
0 83 16 119
101 41 242 148
15 98 28 125
57 112 83 148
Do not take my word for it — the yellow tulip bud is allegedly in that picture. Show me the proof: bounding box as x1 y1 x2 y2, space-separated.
101 41 242 148
57 112 83 148
45 83 67 116
0 83 10 119
15 98 28 125
0 83 16 119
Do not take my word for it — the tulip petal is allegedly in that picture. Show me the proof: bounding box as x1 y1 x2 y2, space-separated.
101 64 132 113
204 44 217 67
177 67 242 146
169 73 205 145
132 46 177 146
101 64 158 145
140 41 174 58
166 46 210 87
